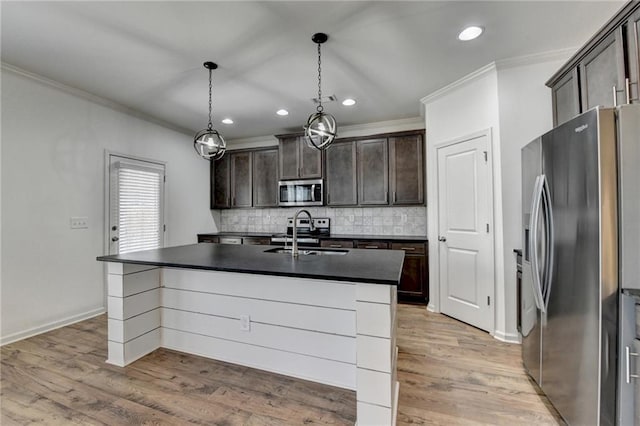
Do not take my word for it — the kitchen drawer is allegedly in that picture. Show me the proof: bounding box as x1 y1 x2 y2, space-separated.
357 241 389 250
321 240 355 249
242 237 271 245
198 236 219 243
219 237 242 245
391 242 425 254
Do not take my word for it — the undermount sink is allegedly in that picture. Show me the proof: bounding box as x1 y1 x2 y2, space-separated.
264 247 348 256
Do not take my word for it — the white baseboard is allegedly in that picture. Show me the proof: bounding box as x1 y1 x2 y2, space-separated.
426 303 438 313
0 307 106 346
493 329 521 344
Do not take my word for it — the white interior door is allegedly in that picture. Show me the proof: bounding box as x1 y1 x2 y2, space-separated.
437 134 494 332
108 154 166 255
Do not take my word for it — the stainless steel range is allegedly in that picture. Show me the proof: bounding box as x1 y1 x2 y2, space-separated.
270 217 330 247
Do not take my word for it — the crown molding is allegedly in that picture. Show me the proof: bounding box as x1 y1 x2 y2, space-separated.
420 47 577 106
335 117 424 138
1 62 194 137
227 135 279 150
420 62 497 105
495 47 577 70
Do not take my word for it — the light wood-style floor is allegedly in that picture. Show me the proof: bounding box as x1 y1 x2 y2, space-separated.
1 305 563 425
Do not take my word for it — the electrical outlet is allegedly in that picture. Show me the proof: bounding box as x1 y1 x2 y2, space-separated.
70 216 89 229
240 315 251 332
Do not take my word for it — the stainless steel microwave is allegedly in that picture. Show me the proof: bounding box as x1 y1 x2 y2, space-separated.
278 179 323 206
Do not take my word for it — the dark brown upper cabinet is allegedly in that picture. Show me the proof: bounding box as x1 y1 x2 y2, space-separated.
211 155 230 209
551 69 581 126
579 28 625 110
325 140 358 206
277 134 322 180
252 148 279 208
626 7 640 103
357 138 389 205
547 2 640 126
230 151 252 208
389 133 424 205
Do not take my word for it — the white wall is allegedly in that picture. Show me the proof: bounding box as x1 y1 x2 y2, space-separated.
422 64 504 337
495 56 568 340
421 51 572 343
1 68 216 344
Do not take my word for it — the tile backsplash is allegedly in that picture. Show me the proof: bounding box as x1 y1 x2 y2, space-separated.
219 206 426 236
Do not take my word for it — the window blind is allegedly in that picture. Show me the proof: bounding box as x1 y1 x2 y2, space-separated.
117 165 163 254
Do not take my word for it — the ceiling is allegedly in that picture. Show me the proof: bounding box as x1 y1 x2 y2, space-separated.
1 1 624 140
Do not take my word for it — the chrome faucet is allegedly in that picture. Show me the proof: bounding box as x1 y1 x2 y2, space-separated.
292 209 314 258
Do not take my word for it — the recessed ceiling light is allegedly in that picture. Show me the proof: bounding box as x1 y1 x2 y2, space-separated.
458 26 483 41
276 109 289 116
342 98 356 106
222 118 233 124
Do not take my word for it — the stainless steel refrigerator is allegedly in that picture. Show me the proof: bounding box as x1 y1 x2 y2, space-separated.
521 105 640 425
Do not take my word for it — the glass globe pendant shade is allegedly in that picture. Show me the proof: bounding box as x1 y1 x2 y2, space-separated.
194 128 226 160
194 61 226 160
304 111 337 149
302 32 338 151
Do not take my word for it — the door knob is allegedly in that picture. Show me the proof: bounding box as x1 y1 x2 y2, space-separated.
112 236 119 242
438 236 446 242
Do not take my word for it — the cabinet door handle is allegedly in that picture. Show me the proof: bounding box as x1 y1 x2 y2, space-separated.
625 346 639 383
401 247 416 251
625 77 631 105
365 245 378 249
329 244 342 248
613 82 629 107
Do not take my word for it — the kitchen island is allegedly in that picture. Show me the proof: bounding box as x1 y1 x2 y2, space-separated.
97 243 403 425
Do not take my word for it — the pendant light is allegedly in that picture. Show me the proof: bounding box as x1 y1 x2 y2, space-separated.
194 62 226 160
304 33 337 150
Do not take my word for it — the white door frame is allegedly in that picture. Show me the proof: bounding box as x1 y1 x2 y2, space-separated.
427 128 497 335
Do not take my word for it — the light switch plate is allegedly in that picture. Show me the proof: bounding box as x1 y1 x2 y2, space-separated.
70 216 89 229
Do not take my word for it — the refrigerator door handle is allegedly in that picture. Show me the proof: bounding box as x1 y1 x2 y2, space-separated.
541 175 554 310
626 346 639 383
529 175 546 312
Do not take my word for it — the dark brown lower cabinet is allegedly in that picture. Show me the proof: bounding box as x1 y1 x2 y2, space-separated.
320 240 355 248
197 235 219 243
242 237 271 245
355 239 428 302
392 242 428 303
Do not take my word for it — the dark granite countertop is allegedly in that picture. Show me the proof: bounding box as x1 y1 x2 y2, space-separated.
97 243 404 285
197 232 427 242
199 232 275 238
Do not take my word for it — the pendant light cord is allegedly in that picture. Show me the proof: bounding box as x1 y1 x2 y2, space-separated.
316 42 323 113
207 68 213 131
